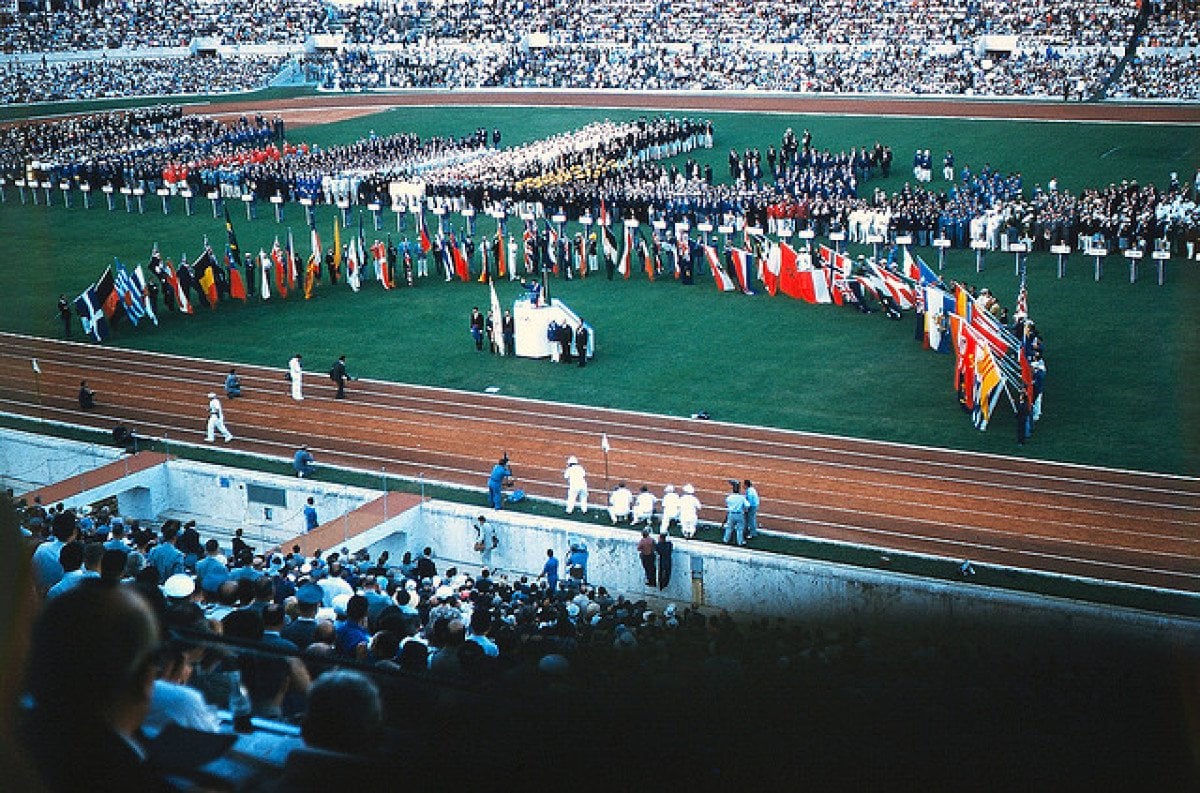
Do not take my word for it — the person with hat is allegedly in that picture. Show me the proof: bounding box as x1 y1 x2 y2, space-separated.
660 485 681 531
678 484 702 539
204 391 233 443
563 455 588 514
632 485 656 526
283 583 325 650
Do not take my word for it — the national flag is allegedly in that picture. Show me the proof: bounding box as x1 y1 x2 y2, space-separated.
227 259 247 301
112 259 145 326
617 225 632 279
31 359 40 375
900 249 940 286
546 222 560 274
286 228 298 289
972 342 1005 430
259 250 273 300
777 242 804 299
968 297 1013 357
94 266 122 324
164 259 191 314
871 262 915 309
728 247 755 294
602 226 619 269
924 286 954 353
270 238 288 298
703 245 736 291
639 231 654 281
1019 344 1035 404
489 278 505 356
131 265 158 326
478 240 491 283
332 216 343 285
1014 276 1028 320
346 232 362 292
522 222 535 275
763 242 782 296
449 232 470 281
193 249 219 308
74 286 109 342
495 225 507 279
793 269 833 304
418 212 432 255
598 200 609 228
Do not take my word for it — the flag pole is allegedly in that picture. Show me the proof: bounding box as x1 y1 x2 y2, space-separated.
601 433 610 489
32 359 42 419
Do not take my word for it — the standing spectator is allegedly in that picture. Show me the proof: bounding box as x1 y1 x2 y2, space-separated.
330 354 353 399
608 482 633 524
655 531 673 591
541 548 560 596
563 456 588 514
722 480 748 547
636 528 656 587
743 479 760 540
487 454 511 510
304 497 319 532
57 294 71 338
415 547 437 581
566 540 589 584
502 310 515 356
205 392 233 443
575 323 590 367
470 306 485 351
288 354 304 400
1016 392 1030 446
294 445 316 478
678 484 701 539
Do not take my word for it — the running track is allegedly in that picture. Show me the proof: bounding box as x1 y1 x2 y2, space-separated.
1 332 1197 595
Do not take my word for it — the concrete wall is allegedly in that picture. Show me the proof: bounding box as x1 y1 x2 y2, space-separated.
349 501 1199 646
0 428 124 495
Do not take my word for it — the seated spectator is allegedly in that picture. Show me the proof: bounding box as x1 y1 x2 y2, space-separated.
21 583 171 792
224 368 242 398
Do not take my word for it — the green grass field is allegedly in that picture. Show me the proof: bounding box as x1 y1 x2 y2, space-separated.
3 96 1197 474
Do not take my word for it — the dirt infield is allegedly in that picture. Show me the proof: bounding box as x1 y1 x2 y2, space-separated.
185 90 1200 128
2 332 1197 595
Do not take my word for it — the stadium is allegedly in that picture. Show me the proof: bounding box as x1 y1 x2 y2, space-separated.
1 0 1198 789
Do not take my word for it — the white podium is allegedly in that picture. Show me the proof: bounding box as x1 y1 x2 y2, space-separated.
514 296 594 361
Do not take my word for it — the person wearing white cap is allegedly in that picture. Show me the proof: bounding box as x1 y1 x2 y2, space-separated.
205 392 233 443
660 485 681 531
563 455 588 514
678 484 701 539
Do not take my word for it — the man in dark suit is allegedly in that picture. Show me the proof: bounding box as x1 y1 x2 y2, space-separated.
22 583 173 792
330 354 352 399
575 324 590 368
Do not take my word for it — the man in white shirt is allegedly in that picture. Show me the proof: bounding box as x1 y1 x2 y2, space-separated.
678 484 701 539
632 486 656 526
660 485 681 531
204 392 233 443
288 354 304 400
563 456 589 514
608 483 633 524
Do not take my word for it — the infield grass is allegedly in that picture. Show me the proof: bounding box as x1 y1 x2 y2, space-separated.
2 99 1197 474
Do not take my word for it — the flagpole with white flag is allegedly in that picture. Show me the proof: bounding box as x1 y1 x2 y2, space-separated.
601 433 611 488
31 358 42 418
488 277 505 356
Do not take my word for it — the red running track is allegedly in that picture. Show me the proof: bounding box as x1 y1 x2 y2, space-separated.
1 332 1197 594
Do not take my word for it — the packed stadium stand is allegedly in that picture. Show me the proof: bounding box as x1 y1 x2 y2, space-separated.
0 0 1195 100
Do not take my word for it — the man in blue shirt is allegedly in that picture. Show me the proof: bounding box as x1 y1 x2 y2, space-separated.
487 455 511 510
722 480 748 547
541 549 560 597
293 445 316 478
303 497 319 532
743 479 760 540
